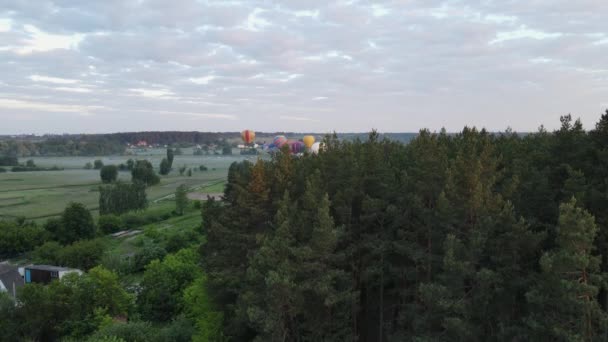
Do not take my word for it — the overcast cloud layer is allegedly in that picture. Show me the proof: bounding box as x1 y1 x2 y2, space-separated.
1 0 607 134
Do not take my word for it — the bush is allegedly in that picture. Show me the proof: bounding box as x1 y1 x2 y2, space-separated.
94 160 104 169
98 215 123 235
100 252 132 276
59 238 107 270
0 155 18 166
100 165 118 183
61 202 96 244
132 244 167 272
199 165 208 171
120 213 145 230
31 241 62 264
0 167 6 173
84 162 93 169
131 160 160 186
193 200 201 209
89 321 156 342
0 220 48 259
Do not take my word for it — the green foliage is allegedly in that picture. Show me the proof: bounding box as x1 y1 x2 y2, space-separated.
175 184 188 215
0 155 18 166
138 248 201 322
85 162 93 169
2 267 131 341
131 160 160 186
526 199 608 340
179 165 186 175
0 219 47 258
200 114 608 341
167 148 175 167
132 243 167 272
184 277 225 342
25 159 36 167
99 181 147 216
221 143 232 155
100 165 118 183
61 202 96 244
187 168 192 177
31 240 62 264
199 164 208 171
159 157 171 175
94 159 104 170
98 214 123 234
59 238 107 270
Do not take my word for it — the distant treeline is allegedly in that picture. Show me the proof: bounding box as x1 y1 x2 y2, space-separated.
0 131 423 157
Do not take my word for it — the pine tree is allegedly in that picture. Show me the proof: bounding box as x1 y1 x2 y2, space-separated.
526 198 607 340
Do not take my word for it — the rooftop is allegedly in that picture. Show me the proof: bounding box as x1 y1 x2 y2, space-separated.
25 265 77 272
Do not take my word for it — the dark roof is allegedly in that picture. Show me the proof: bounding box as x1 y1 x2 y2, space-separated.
0 264 24 296
25 265 74 272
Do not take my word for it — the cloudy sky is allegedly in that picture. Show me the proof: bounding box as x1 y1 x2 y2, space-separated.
1 0 607 134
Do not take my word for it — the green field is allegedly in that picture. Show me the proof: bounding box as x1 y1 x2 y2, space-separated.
0 149 257 219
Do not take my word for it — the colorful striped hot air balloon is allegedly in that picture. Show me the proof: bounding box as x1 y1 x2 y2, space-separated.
241 130 255 145
303 135 315 149
273 135 287 147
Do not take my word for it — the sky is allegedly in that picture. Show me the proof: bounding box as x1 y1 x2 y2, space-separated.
0 0 607 134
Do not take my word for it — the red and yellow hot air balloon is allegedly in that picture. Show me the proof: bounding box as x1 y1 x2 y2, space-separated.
303 135 315 149
241 130 255 145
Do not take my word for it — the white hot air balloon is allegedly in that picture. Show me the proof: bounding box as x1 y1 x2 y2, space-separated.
310 142 321 154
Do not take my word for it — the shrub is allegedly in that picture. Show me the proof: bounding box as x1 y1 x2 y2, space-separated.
94 160 104 169
59 238 107 270
193 200 201 209
100 165 118 183
0 167 6 173
31 241 62 264
98 215 123 235
132 244 167 272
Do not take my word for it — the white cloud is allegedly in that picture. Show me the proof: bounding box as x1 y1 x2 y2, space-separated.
371 5 390 17
241 8 271 31
190 76 216 85
0 98 103 115
129 88 174 98
29 75 80 84
312 96 328 100
53 87 93 93
0 18 12 32
490 25 563 44
14 25 84 54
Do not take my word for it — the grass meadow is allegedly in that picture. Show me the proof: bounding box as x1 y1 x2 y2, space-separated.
0 148 257 220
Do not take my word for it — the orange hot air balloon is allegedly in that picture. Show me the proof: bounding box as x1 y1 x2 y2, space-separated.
303 135 315 149
241 130 255 144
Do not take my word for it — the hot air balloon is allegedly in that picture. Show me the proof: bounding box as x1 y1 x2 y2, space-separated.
288 140 306 154
310 142 321 154
303 135 315 149
241 130 255 145
273 135 287 147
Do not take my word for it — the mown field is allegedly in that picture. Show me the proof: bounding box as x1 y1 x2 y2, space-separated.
0 148 256 220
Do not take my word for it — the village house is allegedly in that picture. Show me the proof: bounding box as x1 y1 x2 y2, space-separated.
19 265 82 285
0 264 24 298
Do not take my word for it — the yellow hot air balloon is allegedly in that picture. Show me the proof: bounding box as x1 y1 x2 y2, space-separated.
303 135 315 149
